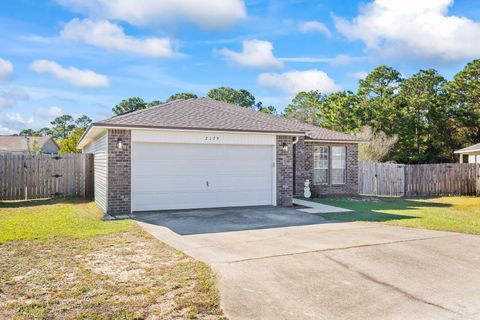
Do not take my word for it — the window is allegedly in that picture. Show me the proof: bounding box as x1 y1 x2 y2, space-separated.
331 146 346 184
314 146 329 185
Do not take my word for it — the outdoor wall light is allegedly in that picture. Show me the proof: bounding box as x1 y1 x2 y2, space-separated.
282 142 289 152
117 137 123 149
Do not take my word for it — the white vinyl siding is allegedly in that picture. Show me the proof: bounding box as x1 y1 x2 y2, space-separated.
468 154 480 164
331 146 347 184
314 146 329 185
84 133 108 212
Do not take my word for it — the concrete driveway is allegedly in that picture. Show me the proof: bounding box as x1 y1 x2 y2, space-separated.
135 206 480 320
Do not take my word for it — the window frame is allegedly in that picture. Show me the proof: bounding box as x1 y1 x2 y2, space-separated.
331 146 347 185
312 145 348 186
313 146 329 185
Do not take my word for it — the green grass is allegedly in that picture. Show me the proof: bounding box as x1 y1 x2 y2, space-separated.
0 198 132 243
311 196 480 235
0 198 224 319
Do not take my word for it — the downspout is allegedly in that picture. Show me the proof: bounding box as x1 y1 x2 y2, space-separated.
292 135 300 196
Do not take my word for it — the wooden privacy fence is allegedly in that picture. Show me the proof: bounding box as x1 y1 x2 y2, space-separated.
359 161 480 197
0 153 93 201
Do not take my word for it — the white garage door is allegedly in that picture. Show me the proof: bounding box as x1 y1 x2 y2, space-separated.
132 143 275 211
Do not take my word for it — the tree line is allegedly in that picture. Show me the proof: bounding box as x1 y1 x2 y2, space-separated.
284 60 480 163
19 115 92 154
16 88 276 154
111 88 277 116
114 61 479 164
17 59 479 162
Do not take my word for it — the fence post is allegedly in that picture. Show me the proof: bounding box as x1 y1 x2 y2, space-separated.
22 154 27 200
477 164 480 196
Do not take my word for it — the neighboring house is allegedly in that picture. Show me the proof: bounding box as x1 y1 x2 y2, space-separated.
454 143 480 164
0 135 59 155
78 98 363 215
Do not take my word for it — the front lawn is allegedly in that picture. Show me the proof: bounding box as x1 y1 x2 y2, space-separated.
0 199 224 319
312 196 480 235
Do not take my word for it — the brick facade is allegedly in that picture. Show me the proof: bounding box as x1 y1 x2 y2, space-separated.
276 136 294 206
107 129 131 215
294 140 358 197
102 130 357 214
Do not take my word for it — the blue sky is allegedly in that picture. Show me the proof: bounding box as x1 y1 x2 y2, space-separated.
1 0 480 134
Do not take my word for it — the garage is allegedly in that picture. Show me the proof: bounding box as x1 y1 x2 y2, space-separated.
131 134 276 211
78 98 360 216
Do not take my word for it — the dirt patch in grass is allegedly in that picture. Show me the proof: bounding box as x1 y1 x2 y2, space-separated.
0 225 224 319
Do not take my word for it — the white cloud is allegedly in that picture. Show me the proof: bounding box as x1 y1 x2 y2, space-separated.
257 70 341 95
34 106 63 119
0 88 29 109
0 112 57 134
56 0 246 29
348 71 369 80
0 124 16 135
218 40 283 68
30 59 110 88
280 54 365 66
0 108 64 135
61 18 174 58
334 0 480 61
0 58 14 83
299 21 331 37
20 35 54 44
0 113 35 134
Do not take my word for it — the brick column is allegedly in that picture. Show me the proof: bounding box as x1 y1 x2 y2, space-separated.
276 136 293 206
107 129 131 215
346 144 359 194
293 136 309 196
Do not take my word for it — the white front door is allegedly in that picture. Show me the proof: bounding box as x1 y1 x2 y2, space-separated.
131 142 275 211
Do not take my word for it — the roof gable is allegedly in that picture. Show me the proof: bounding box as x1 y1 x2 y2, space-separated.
0 135 57 152
454 143 480 154
88 98 362 142
96 98 304 134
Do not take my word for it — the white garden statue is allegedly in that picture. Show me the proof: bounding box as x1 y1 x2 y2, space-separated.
303 179 311 198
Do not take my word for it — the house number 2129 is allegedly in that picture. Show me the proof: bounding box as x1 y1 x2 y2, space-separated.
205 136 220 141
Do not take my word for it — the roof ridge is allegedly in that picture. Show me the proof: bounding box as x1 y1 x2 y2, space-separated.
193 98 305 133
202 98 360 140
275 114 362 141
95 99 191 124
196 98 307 132
84 98 362 142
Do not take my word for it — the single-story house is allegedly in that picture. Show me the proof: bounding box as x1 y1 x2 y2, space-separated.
78 98 363 216
454 143 480 164
0 135 59 155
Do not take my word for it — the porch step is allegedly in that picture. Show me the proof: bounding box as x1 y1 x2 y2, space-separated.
293 198 352 214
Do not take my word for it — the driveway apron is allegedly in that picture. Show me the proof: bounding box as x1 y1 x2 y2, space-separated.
135 206 480 320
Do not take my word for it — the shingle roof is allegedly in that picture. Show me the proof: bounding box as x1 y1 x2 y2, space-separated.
0 135 56 152
454 143 480 153
93 98 362 142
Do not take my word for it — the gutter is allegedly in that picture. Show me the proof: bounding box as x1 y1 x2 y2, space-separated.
453 149 480 154
304 139 368 144
77 124 306 149
89 123 306 135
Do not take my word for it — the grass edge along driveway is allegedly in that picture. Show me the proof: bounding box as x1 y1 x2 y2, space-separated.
313 196 480 235
0 198 225 320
